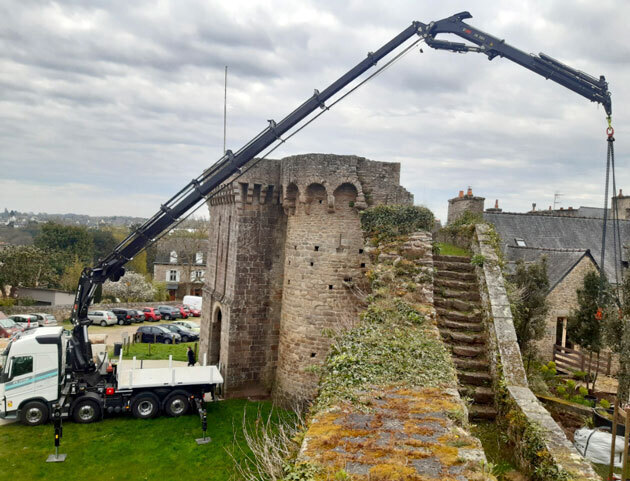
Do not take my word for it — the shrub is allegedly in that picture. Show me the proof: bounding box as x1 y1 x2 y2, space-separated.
599 399 611 409
470 254 485 267
360 205 434 242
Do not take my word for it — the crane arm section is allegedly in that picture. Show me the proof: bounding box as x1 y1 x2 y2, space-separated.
418 11 612 116
69 12 612 372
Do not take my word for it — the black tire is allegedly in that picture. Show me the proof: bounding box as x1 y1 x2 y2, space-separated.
100 320 107 327
72 398 101 424
164 338 171 344
164 393 190 417
20 401 49 426
182 336 189 342
131 393 160 419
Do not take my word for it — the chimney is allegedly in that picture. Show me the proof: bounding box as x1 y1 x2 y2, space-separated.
494 199 499 209
458 190 464 198
548 206 552 210
467 187 473 197
568 206 573 210
620 189 624 197
532 203 536 211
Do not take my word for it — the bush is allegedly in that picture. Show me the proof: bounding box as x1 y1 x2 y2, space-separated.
599 399 611 409
360 205 434 242
470 254 485 267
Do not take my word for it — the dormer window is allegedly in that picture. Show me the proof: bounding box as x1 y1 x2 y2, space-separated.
515 238 526 247
170 251 178 263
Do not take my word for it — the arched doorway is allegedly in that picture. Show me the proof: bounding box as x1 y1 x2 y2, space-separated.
210 305 222 365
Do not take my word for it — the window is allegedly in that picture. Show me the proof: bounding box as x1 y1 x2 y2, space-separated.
168 270 179 282
169 251 178 263
515 238 527 247
195 252 203 265
12 356 33 378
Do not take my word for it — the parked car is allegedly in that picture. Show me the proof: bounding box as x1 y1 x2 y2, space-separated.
8 314 39 329
131 310 145 323
111 308 135 325
30 313 58 326
142 307 162 322
158 324 199 343
157 306 181 320
173 305 189 319
136 325 180 344
172 320 200 334
183 305 201 317
87 310 117 327
0 318 23 338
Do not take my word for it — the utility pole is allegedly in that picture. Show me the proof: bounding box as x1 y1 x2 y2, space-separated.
223 66 228 154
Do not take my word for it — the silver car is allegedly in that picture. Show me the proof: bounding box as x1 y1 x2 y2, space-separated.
87 310 118 327
31 313 58 326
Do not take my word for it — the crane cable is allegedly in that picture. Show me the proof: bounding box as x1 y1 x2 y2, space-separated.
599 117 622 312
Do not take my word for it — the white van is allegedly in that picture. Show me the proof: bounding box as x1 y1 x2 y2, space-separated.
182 295 202 311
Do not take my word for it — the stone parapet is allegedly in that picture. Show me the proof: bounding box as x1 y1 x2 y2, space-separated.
473 223 600 480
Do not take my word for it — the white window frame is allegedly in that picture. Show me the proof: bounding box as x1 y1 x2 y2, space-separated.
195 252 203 265
169 251 178 263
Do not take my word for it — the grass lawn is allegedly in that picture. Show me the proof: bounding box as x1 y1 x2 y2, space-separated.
0 399 288 481
119 342 199 362
435 242 471 257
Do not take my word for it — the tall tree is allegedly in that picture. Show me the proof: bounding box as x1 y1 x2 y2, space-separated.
0 245 58 297
507 258 550 370
35 222 93 273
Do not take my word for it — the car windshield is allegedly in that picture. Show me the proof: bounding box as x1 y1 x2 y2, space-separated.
0 318 16 328
0 342 11 373
46 315 56 320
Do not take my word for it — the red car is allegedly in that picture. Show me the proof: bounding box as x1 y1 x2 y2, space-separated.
0 317 23 338
173 305 189 319
183 305 201 317
142 307 162 322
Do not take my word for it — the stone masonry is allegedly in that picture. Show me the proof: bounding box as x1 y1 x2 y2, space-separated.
200 154 412 401
446 188 485 225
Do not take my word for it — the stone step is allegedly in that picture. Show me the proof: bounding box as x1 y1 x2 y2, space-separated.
435 270 476 282
436 307 482 323
457 370 492 386
459 385 495 404
434 255 471 263
434 278 477 291
434 297 480 312
440 329 486 345
469 404 497 420
453 357 489 370
434 261 474 273
451 344 486 358
434 288 480 302
438 319 484 332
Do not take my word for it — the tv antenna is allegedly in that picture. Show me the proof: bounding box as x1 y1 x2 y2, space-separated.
553 192 563 210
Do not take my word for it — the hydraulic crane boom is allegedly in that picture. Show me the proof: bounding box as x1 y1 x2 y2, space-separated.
69 11 612 372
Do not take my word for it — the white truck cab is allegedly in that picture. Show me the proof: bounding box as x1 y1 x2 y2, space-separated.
0 327 65 424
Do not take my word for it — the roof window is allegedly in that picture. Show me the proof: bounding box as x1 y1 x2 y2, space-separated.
515 238 527 247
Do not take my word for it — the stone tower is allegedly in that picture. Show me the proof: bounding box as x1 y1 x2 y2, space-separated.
200 153 412 401
447 187 485 225
613 189 630 220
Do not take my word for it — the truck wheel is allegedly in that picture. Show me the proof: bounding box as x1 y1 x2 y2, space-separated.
100 320 107 326
164 393 190 417
21 401 49 426
131 393 160 419
73 398 101 424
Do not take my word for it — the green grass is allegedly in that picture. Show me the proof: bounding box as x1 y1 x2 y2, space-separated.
120 342 199 362
470 421 519 479
0 399 288 481
435 242 471 257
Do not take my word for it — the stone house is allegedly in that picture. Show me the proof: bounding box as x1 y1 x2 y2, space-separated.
153 237 209 300
484 211 630 368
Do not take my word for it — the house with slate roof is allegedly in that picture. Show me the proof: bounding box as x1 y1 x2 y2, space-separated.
445 189 629 367
484 211 629 365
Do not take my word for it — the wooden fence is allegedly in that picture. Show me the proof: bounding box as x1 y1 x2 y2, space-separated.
552 344 612 376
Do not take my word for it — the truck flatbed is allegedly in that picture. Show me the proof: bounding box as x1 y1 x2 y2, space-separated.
116 365 223 390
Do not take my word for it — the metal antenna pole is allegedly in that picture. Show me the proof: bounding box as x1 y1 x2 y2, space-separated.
223 66 228 155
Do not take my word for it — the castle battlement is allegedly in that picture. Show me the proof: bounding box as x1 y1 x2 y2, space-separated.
199 153 413 402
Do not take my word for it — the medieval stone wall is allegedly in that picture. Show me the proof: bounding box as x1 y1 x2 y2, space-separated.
201 153 412 400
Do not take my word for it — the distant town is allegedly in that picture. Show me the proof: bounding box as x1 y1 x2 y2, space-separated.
0 208 147 229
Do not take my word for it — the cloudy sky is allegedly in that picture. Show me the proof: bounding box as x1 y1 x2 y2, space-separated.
1 0 628 222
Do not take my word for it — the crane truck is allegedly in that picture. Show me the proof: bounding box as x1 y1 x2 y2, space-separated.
0 12 612 425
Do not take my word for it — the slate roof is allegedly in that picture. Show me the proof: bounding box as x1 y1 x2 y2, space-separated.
505 246 595 292
484 211 629 284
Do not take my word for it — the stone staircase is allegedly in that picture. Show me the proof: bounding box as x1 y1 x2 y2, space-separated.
433 254 497 420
